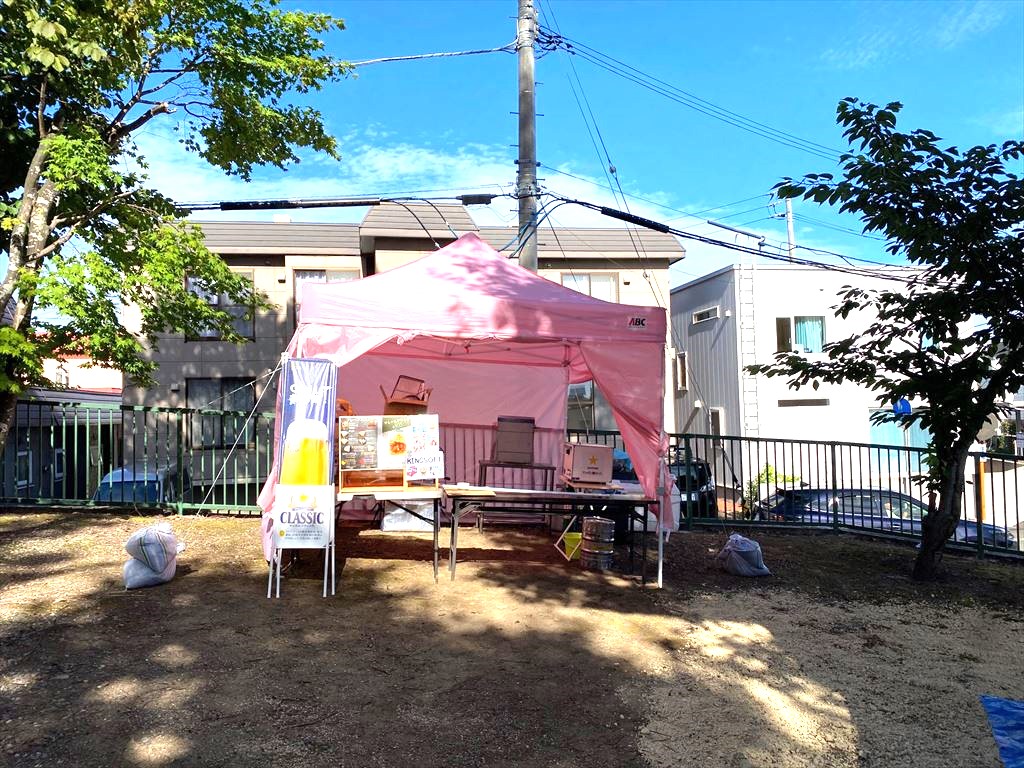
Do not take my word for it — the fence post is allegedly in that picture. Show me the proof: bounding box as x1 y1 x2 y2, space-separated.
683 435 693 530
830 443 839 532
974 454 985 559
176 410 186 516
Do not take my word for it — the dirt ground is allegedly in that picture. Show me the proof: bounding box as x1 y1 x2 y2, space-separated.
1 511 1022 768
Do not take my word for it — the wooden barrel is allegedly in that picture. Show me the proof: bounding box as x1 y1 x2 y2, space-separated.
581 516 615 571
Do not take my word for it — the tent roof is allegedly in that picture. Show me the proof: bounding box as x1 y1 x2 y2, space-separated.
299 232 666 344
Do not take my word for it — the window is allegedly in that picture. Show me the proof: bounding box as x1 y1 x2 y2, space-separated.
53 448 65 482
709 408 724 448
187 378 256 448
692 306 719 324
567 381 595 431
294 269 360 324
186 270 254 340
776 316 825 353
15 449 31 490
837 492 880 516
560 273 616 429
561 273 617 302
674 351 688 392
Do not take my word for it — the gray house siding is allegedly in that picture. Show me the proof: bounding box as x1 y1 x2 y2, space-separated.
670 268 741 436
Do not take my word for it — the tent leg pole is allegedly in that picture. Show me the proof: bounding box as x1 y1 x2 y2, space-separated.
657 523 664 589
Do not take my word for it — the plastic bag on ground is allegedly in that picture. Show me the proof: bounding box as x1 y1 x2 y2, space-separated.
716 533 771 577
124 522 179 573
123 523 184 589
123 556 177 589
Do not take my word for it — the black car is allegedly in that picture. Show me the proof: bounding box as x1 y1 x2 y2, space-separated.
611 450 717 522
755 487 1016 549
668 456 717 519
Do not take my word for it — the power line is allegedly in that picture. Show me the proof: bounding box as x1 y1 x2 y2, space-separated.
349 43 516 68
540 0 664 304
538 25 843 162
793 213 887 241
542 165 771 224
544 193 941 286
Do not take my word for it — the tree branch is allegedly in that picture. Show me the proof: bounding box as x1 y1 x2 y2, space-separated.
38 187 144 261
105 42 167 144
109 102 174 143
2 140 53 313
139 53 209 98
36 78 48 138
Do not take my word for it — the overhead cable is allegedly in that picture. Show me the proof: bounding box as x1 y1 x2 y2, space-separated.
349 43 516 68
538 25 842 161
543 166 772 224
543 193 942 286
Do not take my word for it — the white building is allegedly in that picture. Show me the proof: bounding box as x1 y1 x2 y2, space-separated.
669 263 926 447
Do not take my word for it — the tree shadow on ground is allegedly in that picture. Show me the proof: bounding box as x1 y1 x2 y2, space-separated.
2 513 1022 767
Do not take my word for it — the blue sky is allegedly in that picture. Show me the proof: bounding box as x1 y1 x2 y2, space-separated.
138 0 1024 286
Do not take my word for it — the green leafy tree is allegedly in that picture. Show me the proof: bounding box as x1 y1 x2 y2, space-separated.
0 0 349 447
748 98 1023 579
741 464 798 518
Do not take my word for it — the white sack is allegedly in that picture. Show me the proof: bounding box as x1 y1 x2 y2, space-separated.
716 533 771 577
124 522 179 573
123 522 185 589
123 556 176 589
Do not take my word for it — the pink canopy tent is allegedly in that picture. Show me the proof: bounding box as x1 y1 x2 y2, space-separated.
258 232 671 537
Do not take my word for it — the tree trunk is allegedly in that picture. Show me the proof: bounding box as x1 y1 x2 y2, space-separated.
0 142 56 460
0 390 19 462
912 446 970 580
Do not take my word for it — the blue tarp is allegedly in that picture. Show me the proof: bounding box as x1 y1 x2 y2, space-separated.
982 695 1024 768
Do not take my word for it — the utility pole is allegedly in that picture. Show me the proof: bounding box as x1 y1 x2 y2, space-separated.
785 198 796 258
516 0 538 271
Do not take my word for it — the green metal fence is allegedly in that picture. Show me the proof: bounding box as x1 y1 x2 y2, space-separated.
569 428 1023 560
6 401 1022 560
0 399 276 515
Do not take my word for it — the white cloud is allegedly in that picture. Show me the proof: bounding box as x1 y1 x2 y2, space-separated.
819 28 901 71
971 107 1024 137
130 124 520 223
934 0 1005 48
818 0 1006 71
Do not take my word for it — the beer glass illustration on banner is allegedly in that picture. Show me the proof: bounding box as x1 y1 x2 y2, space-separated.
275 358 337 487
279 418 330 485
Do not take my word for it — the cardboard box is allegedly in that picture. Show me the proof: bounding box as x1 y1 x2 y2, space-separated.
562 443 613 483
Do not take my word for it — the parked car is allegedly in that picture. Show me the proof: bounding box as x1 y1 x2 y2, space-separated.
754 487 1016 549
669 456 717 519
92 465 192 505
612 449 715 527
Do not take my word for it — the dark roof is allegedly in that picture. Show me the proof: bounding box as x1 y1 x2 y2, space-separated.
478 226 685 260
195 221 360 255
194 207 685 262
360 203 478 238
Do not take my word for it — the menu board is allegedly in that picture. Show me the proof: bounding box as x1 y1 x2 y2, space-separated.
337 416 381 470
337 414 442 475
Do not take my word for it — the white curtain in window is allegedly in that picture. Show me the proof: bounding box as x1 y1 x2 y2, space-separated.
794 316 824 353
588 274 617 302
